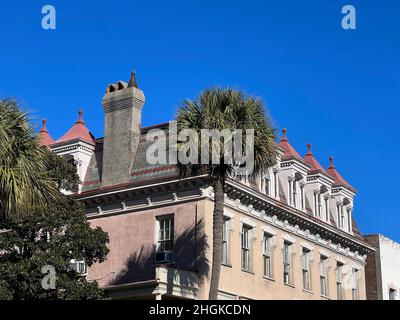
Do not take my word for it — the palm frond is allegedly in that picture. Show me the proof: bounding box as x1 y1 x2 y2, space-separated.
0 98 57 221
175 88 277 181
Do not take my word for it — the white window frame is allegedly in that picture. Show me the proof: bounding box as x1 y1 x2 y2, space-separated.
241 225 252 272
336 262 344 300
293 180 297 208
157 216 174 253
324 197 329 222
320 255 328 296
302 248 311 290
273 170 278 198
263 233 273 278
222 218 230 265
283 241 292 285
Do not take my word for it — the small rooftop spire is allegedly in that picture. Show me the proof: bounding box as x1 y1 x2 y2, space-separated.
303 143 325 173
328 156 334 169
40 119 48 132
281 128 288 142
76 109 84 124
128 70 138 88
306 143 312 155
278 127 302 160
55 109 94 145
326 156 355 191
37 118 55 146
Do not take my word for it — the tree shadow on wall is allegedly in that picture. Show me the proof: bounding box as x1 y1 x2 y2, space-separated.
112 219 209 296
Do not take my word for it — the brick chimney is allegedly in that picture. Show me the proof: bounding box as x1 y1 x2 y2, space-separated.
101 71 145 187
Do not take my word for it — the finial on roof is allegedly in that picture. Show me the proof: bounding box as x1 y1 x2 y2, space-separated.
40 119 48 132
76 109 84 124
306 143 312 154
128 70 138 88
328 156 334 168
281 128 288 142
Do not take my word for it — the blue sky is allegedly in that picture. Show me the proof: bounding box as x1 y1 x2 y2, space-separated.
0 1 399 241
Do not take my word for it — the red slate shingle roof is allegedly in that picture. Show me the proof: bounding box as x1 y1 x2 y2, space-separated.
303 143 325 174
278 128 302 160
326 156 355 192
37 119 55 146
56 109 95 145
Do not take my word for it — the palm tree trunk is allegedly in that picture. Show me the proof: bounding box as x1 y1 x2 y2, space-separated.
208 178 224 300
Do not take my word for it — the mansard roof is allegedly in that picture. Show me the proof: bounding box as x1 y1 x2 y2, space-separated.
37 119 55 146
326 156 356 192
303 143 325 174
278 128 302 160
56 109 95 145
81 123 178 192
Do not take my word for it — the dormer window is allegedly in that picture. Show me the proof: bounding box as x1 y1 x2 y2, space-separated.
264 172 271 196
289 173 303 209
318 192 322 218
314 191 321 218
340 207 345 230
293 179 297 208
63 154 76 169
273 168 278 198
336 202 343 228
324 195 329 222
347 207 352 233
300 182 305 211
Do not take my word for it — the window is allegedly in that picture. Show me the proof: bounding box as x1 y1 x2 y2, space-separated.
64 155 77 169
389 289 396 301
317 193 322 218
336 262 343 300
324 197 329 222
320 255 328 296
300 185 305 211
263 233 272 278
292 181 297 208
302 248 310 290
265 177 271 196
69 259 87 276
352 268 359 300
156 216 174 263
274 170 278 198
340 206 345 229
241 225 252 271
222 218 230 265
337 204 341 227
283 241 292 285
347 209 352 232
314 191 322 218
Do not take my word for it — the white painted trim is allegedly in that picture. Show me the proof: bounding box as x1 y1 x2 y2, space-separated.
240 217 256 228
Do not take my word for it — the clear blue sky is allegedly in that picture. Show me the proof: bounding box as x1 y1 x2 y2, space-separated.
0 1 399 241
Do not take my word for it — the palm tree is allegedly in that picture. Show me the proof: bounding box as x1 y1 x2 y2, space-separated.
176 88 277 299
0 98 57 221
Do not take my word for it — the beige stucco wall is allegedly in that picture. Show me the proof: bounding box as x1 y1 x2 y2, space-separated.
87 202 199 287
197 198 366 300
85 196 366 300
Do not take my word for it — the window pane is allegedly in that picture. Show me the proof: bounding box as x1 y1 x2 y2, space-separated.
157 218 173 253
264 256 271 277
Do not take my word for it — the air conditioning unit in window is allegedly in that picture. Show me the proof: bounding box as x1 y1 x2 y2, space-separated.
69 259 87 276
155 251 174 263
